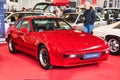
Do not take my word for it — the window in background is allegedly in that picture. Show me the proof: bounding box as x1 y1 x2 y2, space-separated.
10 0 18 2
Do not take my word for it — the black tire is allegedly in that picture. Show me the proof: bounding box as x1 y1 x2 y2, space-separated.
8 37 17 53
106 36 120 55
38 45 52 70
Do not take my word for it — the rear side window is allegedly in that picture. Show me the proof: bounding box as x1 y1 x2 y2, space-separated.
20 20 31 32
16 20 22 29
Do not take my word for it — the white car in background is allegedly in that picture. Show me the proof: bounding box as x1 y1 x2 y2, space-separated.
4 12 13 18
63 13 107 31
4 11 41 34
93 21 120 55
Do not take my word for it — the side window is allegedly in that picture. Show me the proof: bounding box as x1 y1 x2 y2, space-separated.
16 20 23 29
20 20 31 32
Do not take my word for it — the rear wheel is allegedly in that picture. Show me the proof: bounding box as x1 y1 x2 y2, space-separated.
8 37 17 53
106 36 120 55
38 45 52 70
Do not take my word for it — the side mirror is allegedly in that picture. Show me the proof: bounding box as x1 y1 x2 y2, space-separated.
20 28 29 33
73 26 77 30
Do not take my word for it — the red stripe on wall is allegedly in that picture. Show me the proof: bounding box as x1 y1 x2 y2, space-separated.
53 0 68 6
81 0 85 4
92 0 97 5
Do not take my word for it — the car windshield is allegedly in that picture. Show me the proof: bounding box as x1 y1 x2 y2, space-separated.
63 14 78 23
33 3 57 13
32 18 72 32
33 4 48 10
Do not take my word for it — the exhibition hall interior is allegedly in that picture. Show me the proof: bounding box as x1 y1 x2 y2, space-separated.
0 0 120 80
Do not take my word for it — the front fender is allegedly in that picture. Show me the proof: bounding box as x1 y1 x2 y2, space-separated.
46 42 65 66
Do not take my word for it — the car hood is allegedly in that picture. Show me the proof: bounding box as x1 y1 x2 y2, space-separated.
37 30 108 52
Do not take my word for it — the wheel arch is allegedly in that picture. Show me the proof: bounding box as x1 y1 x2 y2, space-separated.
6 34 12 42
105 35 120 55
105 35 120 41
37 43 47 58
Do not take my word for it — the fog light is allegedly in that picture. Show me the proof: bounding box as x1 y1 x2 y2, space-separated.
103 50 109 54
63 54 69 58
69 54 76 58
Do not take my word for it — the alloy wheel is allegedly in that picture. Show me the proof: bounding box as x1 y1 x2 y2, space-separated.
108 38 119 53
39 48 48 67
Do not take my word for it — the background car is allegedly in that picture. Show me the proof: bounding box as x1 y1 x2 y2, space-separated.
33 2 53 12
6 16 109 69
104 8 120 20
63 12 107 31
93 21 120 55
4 11 41 34
33 2 65 16
4 12 13 19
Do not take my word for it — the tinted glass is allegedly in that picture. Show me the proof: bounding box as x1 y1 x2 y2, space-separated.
33 4 48 10
16 20 22 29
32 18 72 32
20 20 31 31
63 14 78 23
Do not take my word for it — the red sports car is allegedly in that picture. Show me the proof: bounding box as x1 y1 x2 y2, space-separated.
6 16 109 69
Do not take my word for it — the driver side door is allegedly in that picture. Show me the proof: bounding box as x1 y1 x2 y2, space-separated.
18 20 36 55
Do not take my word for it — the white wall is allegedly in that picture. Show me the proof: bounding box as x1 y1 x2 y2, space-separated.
6 0 19 11
19 0 46 10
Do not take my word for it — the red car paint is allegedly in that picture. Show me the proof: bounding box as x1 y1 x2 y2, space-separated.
6 16 109 67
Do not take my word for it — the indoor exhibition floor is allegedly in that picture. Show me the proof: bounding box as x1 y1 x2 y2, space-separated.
0 43 120 80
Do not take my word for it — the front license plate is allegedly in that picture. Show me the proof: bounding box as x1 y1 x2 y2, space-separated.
83 52 100 60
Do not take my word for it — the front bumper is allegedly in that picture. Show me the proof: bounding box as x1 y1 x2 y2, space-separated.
51 51 109 67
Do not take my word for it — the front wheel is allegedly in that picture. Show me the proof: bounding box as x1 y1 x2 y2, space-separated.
8 37 17 53
38 45 52 70
106 36 120 55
